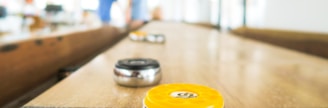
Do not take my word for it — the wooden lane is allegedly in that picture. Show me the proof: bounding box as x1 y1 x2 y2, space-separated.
24 22 328 107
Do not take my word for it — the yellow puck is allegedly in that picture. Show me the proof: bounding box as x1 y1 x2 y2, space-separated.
143 83 224 108
132 31 147 37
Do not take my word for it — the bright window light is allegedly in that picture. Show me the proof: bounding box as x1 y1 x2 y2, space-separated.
81 0 99 10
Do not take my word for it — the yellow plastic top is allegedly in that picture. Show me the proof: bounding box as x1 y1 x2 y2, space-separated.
144 83 224 108
132 31 147 37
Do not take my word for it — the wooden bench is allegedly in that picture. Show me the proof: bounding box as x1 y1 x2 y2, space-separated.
0 26 126 107
232 27 328 59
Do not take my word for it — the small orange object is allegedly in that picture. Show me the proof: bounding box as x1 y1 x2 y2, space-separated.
25 0 34 4
129 31 147 41
132 31 147 37
143 83 224 108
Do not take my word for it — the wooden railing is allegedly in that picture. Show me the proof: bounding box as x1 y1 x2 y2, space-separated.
0 26 127 107
232 27 328 59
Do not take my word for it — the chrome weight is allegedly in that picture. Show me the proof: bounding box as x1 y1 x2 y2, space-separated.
113 58 161 87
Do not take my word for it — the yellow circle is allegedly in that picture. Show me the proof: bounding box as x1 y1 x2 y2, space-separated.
132 31 147 37
144 83 224 108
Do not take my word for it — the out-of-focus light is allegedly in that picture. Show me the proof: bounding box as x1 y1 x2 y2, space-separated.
148 0 160 9
81 0 99 10
35 0 47 9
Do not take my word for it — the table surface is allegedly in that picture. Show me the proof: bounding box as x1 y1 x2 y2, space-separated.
24 22 328 108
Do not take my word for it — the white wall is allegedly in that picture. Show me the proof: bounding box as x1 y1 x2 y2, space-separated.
246 0 266 28
160 0 175 21
263 0 328 33
221 0 243 28
247 0 328 33
210 0 220 25
160 0 214 23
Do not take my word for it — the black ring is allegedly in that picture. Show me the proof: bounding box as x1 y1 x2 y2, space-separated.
115 58 160 70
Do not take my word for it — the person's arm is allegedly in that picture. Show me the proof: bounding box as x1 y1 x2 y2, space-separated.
125 0 132 23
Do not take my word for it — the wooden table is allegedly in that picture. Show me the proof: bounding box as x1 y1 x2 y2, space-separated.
24 22 328 108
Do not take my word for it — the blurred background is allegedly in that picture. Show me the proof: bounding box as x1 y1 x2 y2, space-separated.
1 0 328 107
1 0 328 38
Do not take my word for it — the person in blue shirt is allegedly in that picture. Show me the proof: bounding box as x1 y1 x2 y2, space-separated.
126 0 149 30
98 0 116 23
98 0 149 29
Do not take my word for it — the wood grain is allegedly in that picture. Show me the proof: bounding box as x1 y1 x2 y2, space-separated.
0 26 125 107
25 22 328 108
232 27 328 59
